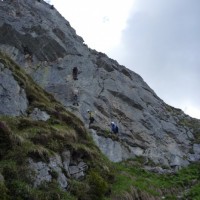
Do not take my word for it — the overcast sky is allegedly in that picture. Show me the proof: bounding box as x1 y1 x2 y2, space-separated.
46 0 200 119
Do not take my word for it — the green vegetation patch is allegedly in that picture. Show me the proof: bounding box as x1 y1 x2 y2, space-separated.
108 161 200 199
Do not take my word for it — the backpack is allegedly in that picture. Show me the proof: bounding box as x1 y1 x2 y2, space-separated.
111 124 115 132
114 126 118 133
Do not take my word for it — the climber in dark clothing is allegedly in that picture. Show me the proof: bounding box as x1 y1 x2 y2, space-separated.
111 122 118 134
72 88 79 106
87 110 95 127
72 67 78 80
22 45 33 62
23 45 32 56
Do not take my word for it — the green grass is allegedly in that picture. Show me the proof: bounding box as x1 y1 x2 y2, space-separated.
1 51 200 200
186 183 200 199
0 113 107 199
110 163 161 197
106 161 200 199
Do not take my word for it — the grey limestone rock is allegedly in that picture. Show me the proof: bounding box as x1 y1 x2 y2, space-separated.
29 108 50 121
29 158 52 187
190 144 200 161
0 62 28 116
0 173 4 183
29 154 68 189
169 155 189 167
193 144 200 154
91 130 134 162
29 151 88 189
49 155 68 189
61 150 71 176
68 165 84 180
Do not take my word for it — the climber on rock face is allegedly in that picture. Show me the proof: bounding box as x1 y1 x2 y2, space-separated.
72 67 78 80
111 122 118 134
22 45 33 62
72 88 79 106
87 110 95 127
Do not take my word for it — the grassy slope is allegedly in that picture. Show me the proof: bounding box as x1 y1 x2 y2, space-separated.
107 160 200 200
0 52 200 200
0 52 113 200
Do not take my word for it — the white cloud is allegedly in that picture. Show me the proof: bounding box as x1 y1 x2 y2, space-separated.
44 0 51 3
109 0 200 119
48 0 135 51
183 105 200 119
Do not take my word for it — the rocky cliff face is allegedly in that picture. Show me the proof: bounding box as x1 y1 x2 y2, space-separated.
0 0 200 170
0 62 28 116
0 51 109 200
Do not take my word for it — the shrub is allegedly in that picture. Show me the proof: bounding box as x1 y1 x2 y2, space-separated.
8 180 31 199
0 183 10 200
0 121 12 157
186 183 200 199
35 180 75 200
2 161 18 181
69 180 90 200
87 171 109 200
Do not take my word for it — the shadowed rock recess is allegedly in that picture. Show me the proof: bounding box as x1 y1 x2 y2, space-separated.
1 1 200 199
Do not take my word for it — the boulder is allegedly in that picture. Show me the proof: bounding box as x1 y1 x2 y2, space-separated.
0 63 28 116
29 159 52 187
91 130 134 162
29 151 88 189
29 108 50 121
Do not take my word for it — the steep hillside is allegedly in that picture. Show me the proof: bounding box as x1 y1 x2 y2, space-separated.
1 52 200 200
0 51 115 200
1 1 200 199
1 0 199 169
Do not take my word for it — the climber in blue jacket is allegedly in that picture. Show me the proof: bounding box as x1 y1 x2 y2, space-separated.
111 122 118 134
